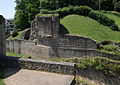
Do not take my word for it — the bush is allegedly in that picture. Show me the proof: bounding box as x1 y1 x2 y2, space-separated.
89 11 119 31
114 1 120 12
102 45 118 52
12 31 18 37
56 6 93 18
40 9 55 14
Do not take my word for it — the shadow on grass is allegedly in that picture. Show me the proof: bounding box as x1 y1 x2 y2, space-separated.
58 24 69 34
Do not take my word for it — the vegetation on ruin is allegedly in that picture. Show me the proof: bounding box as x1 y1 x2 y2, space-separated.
37 14 59 17
14 0 120 30
8 31 22 39
60 15 120 42
7 52 38 60
50 57 120 77
0 67 5 85
7 52 30 58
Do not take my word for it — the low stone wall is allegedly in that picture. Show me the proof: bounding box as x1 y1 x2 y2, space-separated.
37 34 97 50
6 39 50 58
0 56 119 85
6 39 120 59
0 56 75 75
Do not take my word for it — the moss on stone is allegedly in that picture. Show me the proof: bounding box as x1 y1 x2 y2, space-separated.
50 57 120 76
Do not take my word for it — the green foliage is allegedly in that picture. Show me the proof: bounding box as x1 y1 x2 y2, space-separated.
15 0 40 30
56 6 93 18
89 11 119 31
37 14 59 17
114 1 120 12
0 67 4 85
102 45 118 52
55 6 119 31
7 52 31 58
8 31 22 39
12 31 18 37
51 57 120 76
40 0 117 11
61 15 120 42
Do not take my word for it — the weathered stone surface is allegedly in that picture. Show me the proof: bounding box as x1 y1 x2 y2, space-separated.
0 57 119 85
21 28 31 40
6 39 120 59
0 56 75 75
4 68 75 85
30 16 60 40
0 15 6 56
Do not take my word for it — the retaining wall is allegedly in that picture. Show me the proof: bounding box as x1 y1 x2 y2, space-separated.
0 56 119 85
6 39 120 59
37 34 97 49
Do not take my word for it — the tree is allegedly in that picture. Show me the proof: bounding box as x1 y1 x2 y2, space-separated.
14 0 40 30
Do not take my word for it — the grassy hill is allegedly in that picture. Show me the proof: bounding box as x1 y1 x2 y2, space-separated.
101 11 120 28
60 14 120 42
7 31 23 39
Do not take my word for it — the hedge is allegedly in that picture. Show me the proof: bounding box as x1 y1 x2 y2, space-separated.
39 6 119 31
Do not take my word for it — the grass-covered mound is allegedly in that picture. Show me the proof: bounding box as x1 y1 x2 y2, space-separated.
100 11 120 28
60 15 120 42
51 57 120 76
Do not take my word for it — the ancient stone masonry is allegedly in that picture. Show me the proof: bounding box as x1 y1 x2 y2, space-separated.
6 14 120 59
30 15 97 50
30 16 60 40
0 15 6 56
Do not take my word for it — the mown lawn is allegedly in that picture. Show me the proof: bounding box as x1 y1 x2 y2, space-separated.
60 15 120 42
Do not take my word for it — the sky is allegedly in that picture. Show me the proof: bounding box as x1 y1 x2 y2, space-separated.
0 0 16 19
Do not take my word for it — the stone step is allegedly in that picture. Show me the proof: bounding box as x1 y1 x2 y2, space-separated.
4 68 75 85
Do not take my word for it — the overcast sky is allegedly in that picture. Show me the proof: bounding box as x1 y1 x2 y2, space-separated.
0 0 16 19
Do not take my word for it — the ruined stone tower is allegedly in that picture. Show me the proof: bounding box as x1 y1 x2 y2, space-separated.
30 15 60 41
0 15 6 56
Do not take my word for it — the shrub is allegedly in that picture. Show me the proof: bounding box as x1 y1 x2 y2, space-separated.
12 31 18 37
89 11 119 31
40 9 55 14
56 6 93 18
114 1 120 12
102 45 118 52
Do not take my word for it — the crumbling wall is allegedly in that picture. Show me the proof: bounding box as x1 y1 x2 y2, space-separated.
0 15 6 56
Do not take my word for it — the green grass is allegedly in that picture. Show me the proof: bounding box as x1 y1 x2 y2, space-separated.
50 57 120 76
37 14 59 17
7 31 22 39
7 52 39 60
60 15 120 42
0 68 5 85
101 11 120 28
7 52 31 58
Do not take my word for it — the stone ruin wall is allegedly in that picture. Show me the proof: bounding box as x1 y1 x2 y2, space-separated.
0 15 6 56
6 15 120 59
6 39 120 59
30 16 97 50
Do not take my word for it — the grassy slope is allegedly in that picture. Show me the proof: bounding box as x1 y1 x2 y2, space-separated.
8 31 22 39
60 15 120 42
102 11 120 28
